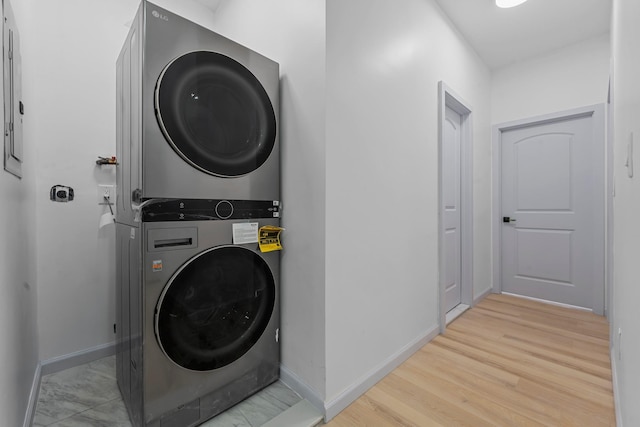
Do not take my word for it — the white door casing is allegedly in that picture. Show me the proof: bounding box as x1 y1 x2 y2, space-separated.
492 105 605 314
443 105 462 313
438 82 474 332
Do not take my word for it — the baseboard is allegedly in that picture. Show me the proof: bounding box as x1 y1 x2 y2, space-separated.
324 325 440 421
23 362 42 427
473 287 493 306
41 341 116 376
501 292 592 312
611 347 623 427
262 399 323 427
279 364 325 419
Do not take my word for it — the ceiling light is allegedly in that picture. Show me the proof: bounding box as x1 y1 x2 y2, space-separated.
496 0 528 8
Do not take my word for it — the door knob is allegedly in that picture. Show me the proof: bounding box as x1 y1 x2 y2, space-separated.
502 216 517 223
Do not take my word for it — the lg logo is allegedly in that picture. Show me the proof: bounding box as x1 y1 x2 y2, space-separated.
151 10 168 21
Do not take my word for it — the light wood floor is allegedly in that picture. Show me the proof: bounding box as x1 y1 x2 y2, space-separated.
326 293 615 427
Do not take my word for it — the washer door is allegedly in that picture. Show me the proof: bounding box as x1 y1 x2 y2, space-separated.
155 246 276 371
155 51 277 177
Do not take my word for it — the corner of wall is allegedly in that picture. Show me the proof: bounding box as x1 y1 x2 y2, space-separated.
22 362 41 427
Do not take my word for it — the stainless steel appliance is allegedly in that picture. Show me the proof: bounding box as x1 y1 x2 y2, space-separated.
116 202 280 426
116 0 280 225
115 2 282 423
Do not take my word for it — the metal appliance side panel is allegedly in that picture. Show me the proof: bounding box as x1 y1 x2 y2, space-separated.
116 4 144 226
141 1 280 201
116 26 131 222
131 7 143 215
115 223 129 405
116 47 125 219
141 219 280 425
129 224 144 427
115 222 144 427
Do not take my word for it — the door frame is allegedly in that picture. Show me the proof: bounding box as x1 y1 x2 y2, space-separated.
491 104 607 315
438 81 474 333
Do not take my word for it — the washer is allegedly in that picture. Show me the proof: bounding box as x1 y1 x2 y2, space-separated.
116 202 280 427
116 1 280 224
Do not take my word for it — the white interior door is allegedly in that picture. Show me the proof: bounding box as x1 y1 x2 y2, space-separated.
500 112 604 310
443 106 462 312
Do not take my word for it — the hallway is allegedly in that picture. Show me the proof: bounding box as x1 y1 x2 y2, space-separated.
327 294 614 426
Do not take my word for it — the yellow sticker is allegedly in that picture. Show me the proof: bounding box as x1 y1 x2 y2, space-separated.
258 226 284 253
152 260 163 272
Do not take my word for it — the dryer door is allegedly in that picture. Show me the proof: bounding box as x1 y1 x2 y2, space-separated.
155 246 275 371
155 51 277 177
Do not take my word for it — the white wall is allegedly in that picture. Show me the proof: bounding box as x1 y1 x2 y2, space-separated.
325 0 492 412
611 0 640 424
0 1 39 424
23 0 139 362
492 34 610 124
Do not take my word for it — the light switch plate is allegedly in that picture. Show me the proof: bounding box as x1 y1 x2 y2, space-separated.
98 185 115 205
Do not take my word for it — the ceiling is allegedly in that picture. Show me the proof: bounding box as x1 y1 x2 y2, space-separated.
195 0 612 70
434 0 612 69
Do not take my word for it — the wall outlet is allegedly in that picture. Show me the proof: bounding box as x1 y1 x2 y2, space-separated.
98 185 115 205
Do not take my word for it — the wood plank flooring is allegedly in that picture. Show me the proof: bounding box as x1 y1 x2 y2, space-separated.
325 294 615 427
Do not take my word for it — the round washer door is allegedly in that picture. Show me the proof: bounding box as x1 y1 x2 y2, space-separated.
155 246 276 371
155 51 277 177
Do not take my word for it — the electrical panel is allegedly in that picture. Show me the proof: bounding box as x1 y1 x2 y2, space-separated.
3 0 23 178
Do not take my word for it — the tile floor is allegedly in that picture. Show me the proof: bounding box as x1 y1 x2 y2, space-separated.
33 356 304 427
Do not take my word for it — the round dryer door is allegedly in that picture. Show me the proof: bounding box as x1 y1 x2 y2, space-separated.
155 246 276 371
155 51 277 177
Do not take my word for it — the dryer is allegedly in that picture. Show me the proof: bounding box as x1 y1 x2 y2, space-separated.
116 201 280 427
116 1 280 225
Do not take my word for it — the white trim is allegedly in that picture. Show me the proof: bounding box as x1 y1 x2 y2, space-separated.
445 304 470 325
24 343 116 425
22 362 41 427
606 72 614 324
279 365 325 420
438 81 474 335
501 292 592 312
473 286 493 305
262 399 323 427
323 325 439 421
41 341 116 376
491 104 607 315
610 347 623 427
492 122 503 296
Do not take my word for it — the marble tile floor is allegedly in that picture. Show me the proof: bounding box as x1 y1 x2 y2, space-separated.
32 356 305 427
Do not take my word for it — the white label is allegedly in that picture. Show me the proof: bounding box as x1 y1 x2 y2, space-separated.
232 222 259 245
130 228 135 239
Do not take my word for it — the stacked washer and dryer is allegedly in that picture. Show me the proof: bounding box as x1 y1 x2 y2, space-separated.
115 2 281 426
